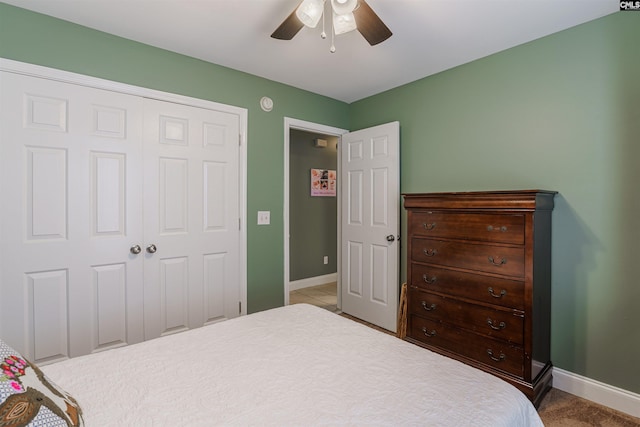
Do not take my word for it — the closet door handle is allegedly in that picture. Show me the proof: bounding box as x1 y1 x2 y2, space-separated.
130 245 142 255
146 244 157 254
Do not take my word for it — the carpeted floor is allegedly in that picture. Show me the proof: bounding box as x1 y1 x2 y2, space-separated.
538 387 640 426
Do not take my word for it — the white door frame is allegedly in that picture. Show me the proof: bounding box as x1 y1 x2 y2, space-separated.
283 118 348 306
0 58 248 315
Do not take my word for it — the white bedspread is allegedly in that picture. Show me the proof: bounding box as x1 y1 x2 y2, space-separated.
42 304 543 426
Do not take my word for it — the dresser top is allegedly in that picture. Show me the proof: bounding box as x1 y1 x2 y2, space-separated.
402 190 557 211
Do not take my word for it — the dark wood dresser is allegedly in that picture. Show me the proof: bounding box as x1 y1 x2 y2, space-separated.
403 190 555 407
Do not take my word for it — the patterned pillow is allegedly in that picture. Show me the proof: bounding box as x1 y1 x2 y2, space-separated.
0 339 83 426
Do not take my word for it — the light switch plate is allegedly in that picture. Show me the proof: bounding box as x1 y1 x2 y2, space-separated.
257 211 270 225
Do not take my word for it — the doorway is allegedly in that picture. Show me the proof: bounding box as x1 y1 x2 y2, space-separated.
288 129 338 312
283 118 347 309
283 118 400 332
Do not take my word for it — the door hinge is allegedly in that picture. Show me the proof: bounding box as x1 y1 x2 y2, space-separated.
238 134 242 146
239 301 242 315
238 218 241 231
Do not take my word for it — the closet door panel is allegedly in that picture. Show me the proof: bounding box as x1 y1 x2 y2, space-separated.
92 263 128 351
91 152 126 237
204 161 227 230
159 157 189 233
27 269 69 363
143 98 240 339
26 146 68 240
0 72 144 362
203 253 226 323
159 256 189 335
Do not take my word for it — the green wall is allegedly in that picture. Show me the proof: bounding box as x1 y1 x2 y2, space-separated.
0 3 350 314
289 130 338 281
351 12 640 394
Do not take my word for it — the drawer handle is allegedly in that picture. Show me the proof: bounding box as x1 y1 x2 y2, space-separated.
423 248 438 257
422 274 437 284
421 301 436 311
421 327 436 337
487 318 506 330
487 349 506 362
488 256 506 266
423 222 436 230
488 287 507 298
487 225 508 232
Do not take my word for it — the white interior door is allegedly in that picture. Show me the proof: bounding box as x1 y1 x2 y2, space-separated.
0 72 145 362
142 98 241 339
340 122 400 332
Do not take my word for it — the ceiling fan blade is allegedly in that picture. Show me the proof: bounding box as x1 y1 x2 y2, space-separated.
354 0 392 46
271 7 305 40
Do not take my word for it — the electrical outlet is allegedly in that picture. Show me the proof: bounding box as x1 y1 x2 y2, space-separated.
257 211 270 225
323 256 328 265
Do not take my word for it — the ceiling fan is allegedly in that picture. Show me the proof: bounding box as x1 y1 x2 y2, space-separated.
271 0 392 48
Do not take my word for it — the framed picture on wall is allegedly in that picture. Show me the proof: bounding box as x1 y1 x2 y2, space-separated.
311 169 336 197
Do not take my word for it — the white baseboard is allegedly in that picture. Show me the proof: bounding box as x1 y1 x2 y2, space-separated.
289 273 337 292
553 367 640 418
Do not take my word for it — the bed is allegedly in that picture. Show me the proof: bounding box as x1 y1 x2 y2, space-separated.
1 304 543 426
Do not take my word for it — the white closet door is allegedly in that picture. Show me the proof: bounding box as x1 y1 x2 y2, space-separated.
142 98 240 339
0 72 144 363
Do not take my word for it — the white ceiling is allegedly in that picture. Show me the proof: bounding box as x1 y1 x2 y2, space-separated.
3 0 618 103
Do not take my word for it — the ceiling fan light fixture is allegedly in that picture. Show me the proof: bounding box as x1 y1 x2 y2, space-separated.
271 0 391 47
333 12 357 35
296 0 325 28
330 0 357 15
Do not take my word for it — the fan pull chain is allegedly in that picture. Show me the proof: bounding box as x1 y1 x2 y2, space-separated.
330 8 336 53
321 1 327 39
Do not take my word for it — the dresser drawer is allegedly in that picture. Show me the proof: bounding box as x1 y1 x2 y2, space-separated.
409 212 524 244
411 237 525 278
408 315 524 378
408 288 524 345
409 263 525 310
